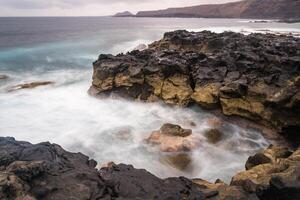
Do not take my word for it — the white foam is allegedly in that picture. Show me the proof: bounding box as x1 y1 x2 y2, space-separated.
0 69 269 182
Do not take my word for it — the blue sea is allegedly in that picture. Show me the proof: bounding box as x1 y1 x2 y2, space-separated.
0 17 299 182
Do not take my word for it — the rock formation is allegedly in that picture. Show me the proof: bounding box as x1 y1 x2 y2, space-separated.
113 11 134 17
1 137 299 200
145 123 201 152
90 30 300 144
8 81 54 92
135 0 300 20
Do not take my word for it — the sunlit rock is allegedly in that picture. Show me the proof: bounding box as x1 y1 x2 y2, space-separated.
145 123 201 152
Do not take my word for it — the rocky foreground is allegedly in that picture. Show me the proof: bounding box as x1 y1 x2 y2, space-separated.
90 30 300 145
0 137 299 200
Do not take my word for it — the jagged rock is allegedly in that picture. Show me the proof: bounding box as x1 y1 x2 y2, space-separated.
0 137 104 200
9 81 54 92
90 30 300 143
145 124 201 152
231 145 300 198
193 179 258 200
0 137 298 199
99 163 212 200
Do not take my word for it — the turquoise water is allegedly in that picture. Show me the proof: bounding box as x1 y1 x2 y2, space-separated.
0 17 299 181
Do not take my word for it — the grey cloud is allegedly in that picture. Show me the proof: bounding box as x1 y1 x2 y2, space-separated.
0 0 147 9
0 0 239 9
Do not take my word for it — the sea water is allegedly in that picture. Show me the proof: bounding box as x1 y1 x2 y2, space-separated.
0 17 299 182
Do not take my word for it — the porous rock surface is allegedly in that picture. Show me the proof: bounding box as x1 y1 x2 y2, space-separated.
90 30 300 140
1 137 299 200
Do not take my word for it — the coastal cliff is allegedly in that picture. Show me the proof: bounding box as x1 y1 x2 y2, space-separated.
135 0 300 19
90 30 300 145
0 137 299 200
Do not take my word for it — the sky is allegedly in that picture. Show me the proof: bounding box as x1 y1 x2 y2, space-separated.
0 0 241 17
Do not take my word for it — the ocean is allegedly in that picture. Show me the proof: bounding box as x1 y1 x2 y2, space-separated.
0 17 299 182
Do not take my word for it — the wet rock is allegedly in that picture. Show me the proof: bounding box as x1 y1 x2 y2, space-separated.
113 127 133 141
99 163 210 200
163 153 192 171
231 146 300 196
204 129 223 144
9 81 54 92
0 74 9 80
245 146 292 170
206 117 223 128
0 137 298 200
193 179 258 200
145 124 201 152
90 30 300 141
0 137 104 200
160 123 192 137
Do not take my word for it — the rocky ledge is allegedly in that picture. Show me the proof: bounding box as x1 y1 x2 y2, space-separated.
0 137 299 200
89 30 300 144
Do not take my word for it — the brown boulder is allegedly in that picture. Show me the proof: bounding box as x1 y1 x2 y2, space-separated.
162 153 192 171
146 123 201 152
204 129 224 144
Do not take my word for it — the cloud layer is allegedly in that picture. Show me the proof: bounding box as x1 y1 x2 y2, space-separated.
0 0 240 16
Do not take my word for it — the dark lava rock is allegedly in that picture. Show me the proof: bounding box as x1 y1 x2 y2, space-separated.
0 137 232 200
90 30 300 144
0 137 298 200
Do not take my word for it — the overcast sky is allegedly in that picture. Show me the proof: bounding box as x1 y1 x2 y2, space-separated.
0 0 241 16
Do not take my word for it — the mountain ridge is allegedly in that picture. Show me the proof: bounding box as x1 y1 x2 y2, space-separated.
133 0 300 19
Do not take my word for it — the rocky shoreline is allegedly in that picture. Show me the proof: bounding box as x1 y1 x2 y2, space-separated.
0 137 299 200
90 30 300 146
2 30 299 199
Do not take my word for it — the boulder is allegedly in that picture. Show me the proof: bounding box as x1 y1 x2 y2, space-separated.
204 129 224 144
162 153 192 171
145 123 201 152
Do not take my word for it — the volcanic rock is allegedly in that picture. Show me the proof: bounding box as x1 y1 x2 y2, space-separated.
145 123 201 152
231 145 300 197
91 30 300 143
9 81 54 92
0 137 298 200
204 129 223 144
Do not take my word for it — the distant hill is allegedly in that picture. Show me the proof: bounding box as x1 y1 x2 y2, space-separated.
114 11 134 17
135 0 300 19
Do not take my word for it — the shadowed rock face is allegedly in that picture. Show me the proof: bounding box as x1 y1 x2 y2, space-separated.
90 30 300 143
0 137 229 200
0 137 299 200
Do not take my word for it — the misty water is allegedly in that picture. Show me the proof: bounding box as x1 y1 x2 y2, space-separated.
1 17 299 182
